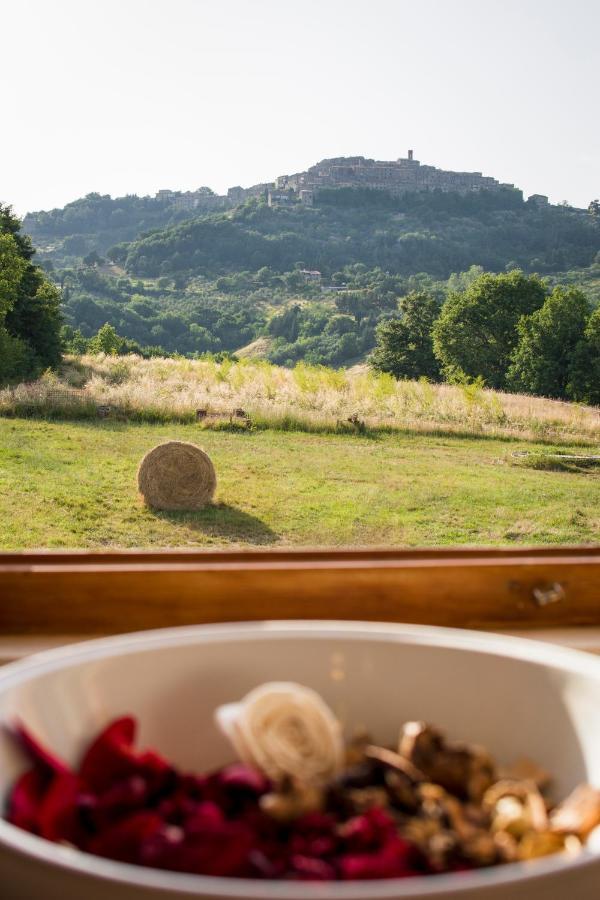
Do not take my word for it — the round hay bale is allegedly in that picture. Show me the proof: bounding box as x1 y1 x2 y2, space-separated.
137 441 216 510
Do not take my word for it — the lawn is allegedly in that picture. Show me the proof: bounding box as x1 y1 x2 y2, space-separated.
0 419 598 549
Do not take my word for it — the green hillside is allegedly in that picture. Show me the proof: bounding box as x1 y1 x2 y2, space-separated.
20 186 600 370
110 190 600 280
23 193 199 265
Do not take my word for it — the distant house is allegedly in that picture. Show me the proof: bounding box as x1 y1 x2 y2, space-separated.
321 283 349 293
227 186 246 203
300 269 322 284
267 190 294 208
528 194 549 207
172 194 197 211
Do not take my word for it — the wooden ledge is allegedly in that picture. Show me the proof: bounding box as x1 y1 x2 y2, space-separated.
1 547 599 637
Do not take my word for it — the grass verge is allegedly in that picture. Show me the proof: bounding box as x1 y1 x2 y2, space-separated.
0 418 598 549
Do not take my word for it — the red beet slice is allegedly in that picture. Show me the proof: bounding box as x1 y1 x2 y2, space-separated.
13 722 70 776
38 772 83 843
6 768 49 833
79 719 173 795
88 811 164 863
215 764 270 796
289 854 337 881
4 716 435 882
79 717 138 792
339 835 418 880
339 807 397 852
169 820 255 877
289 811 339 859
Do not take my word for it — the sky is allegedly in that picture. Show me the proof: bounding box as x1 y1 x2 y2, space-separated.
3 0 599 215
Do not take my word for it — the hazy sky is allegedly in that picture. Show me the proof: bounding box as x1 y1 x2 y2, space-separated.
4 0 599 215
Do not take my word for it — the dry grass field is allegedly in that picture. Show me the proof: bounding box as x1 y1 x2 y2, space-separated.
1 355 598 550
0 354 599 444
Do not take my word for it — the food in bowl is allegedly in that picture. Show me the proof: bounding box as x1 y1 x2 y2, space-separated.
5 680 600 882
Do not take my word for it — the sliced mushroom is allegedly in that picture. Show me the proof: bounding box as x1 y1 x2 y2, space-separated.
500 757 552 791
365 744 426 782
491 795 531 838
518 831 568 860
461 831 499 866
493 829 520 863
260 780 324 822
347 786 390 812
399 721 443 766
344 730 372 766
383 767 421 813
427 830 459 870
550 785 600 837
484 780 549 833
403 815 444 849
399 722 496 802
444 794 481 841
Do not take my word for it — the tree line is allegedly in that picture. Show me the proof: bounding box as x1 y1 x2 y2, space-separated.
371 270 600 404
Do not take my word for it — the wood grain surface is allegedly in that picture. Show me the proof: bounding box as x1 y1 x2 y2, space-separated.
1 547 599 636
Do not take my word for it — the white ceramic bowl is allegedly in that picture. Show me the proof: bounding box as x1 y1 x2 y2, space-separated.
2 621 600 900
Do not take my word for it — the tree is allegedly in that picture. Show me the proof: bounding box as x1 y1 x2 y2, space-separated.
0 234 31 382
0 204 62 383
0 234 26 320
324 314 356 336
268 304 301 342
567 306 600 405
83 250 103 267
88 323 123 355
432 271 547 388
507 287 590 399
588 199 600 218
61 325 89 354
334 291 371 324
446 265 484 294
370 291 441 380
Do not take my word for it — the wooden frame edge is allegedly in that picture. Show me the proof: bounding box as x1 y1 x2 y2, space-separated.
1 547 598 636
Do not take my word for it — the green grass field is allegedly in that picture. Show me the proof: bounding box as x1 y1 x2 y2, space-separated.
1 419 598 549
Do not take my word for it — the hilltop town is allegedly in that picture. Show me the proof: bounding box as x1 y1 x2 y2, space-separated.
152 152 549 212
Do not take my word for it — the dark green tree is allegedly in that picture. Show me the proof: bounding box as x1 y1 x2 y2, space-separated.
334 291 371 324
588 199 600 218
0 205 62 382
507 287 591 399
432 271 547 388
370 291 441 380
324 314 356 336
83 250 103 267
0 233 31 382
566 306 600 405
268 304 301 342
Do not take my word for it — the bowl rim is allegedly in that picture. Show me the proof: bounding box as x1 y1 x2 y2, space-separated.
1 619 600 899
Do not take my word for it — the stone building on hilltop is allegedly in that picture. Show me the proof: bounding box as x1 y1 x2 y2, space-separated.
155 153 525 214
274 151 516 201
